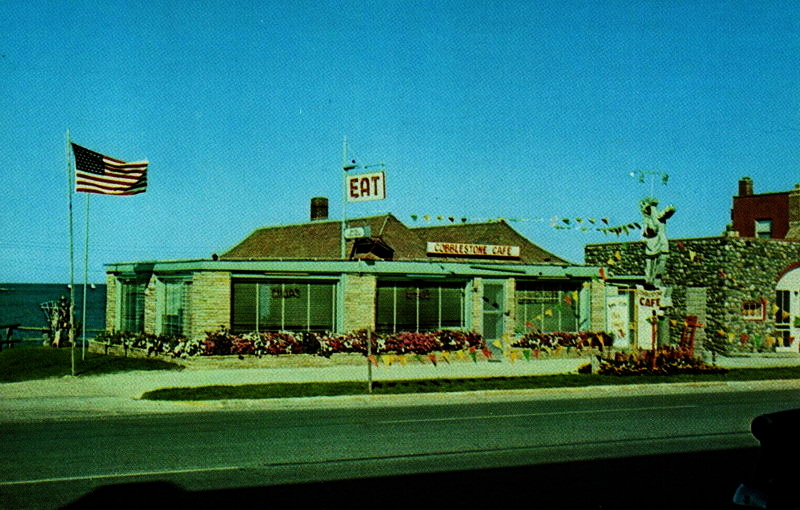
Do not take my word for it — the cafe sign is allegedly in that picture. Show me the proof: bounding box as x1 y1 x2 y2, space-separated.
426 241 520 258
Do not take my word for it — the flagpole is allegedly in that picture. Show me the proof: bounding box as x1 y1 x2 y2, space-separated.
341 136 348 259
81 193 90 360
65 130 76 377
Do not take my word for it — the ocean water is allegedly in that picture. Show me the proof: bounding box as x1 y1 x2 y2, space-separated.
0 283 106 345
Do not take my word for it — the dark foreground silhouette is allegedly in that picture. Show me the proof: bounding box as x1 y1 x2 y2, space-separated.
58 447 757 510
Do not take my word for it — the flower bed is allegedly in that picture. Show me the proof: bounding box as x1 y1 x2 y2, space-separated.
578 346 728 376
511 331 612 354
94 328 486 359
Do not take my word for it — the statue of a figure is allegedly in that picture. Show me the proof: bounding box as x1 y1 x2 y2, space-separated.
51 296 71 348
640 197 676 289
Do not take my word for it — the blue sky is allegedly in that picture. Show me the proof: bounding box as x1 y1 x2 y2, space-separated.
1 0 798 283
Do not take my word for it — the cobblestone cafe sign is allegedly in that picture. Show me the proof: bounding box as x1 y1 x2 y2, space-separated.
426 242 521 258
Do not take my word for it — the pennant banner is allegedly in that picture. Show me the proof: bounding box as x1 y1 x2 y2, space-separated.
407 214 641 236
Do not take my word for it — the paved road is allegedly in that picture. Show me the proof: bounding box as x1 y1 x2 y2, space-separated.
3 387 799 509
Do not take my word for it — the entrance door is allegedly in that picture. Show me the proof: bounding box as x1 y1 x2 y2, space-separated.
482 282 505 341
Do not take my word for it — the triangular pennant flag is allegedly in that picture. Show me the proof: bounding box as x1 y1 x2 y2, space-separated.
482 347 492 359
492 340 503 349
522 349 531 361
428 353 437 366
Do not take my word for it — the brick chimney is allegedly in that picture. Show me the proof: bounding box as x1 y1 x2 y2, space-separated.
738 177 753 196
310 197 329 221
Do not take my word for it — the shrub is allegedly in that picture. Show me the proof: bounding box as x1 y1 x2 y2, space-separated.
511 331 612 352
579 346 728 376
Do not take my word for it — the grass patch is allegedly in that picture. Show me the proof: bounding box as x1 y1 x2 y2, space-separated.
140 366 800 401
0 346 183 382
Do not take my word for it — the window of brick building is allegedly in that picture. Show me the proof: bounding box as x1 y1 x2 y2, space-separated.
755 219 773 238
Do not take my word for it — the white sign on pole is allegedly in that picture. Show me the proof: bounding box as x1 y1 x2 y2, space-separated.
346 171 386 202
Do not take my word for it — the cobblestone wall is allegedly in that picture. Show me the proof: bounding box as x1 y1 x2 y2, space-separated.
586 236 800 346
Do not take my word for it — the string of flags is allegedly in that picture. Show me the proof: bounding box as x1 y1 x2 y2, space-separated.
407 214 642 236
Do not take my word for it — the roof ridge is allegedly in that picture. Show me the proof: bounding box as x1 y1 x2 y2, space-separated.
251 213 399 231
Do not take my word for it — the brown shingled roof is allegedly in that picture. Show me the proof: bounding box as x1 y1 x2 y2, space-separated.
222 215 568 264
222 214 427 260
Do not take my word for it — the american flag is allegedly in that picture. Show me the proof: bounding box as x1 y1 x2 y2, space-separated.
72 143 148 195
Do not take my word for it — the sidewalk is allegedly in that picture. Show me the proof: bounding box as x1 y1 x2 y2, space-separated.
1 354 799 423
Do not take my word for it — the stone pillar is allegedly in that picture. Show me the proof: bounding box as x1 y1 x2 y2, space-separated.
589 280 607 332
143 276 157 335
342 273 376 332
105 274 117 332
503 278 516 340
471 278 483 335
189 272 231 340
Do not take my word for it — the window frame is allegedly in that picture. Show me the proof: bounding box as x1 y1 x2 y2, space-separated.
118 279 146 333
375 280 467 333
230 278 337 333
515 281 580 333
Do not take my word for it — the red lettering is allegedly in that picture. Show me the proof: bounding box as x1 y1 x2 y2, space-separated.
360 177 370 196
349 178 359 198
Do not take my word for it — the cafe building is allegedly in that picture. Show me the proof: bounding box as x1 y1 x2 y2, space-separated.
104 198 607 342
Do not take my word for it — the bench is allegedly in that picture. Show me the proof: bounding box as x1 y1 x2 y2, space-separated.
0 323 21 351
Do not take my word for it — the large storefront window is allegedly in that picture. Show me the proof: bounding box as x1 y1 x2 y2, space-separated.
231 280 336 332
119 280 145 333
160 280 190 336
516 282 579 332
376 281 466 333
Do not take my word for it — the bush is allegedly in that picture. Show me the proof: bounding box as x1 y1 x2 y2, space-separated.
94 330 201 358
579 346 728 376
511 331 612 352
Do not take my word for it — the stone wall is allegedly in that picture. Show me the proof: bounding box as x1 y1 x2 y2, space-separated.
586 236 800 346
189 271 231 339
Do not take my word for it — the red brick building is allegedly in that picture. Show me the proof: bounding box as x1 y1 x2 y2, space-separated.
731 177 800 239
